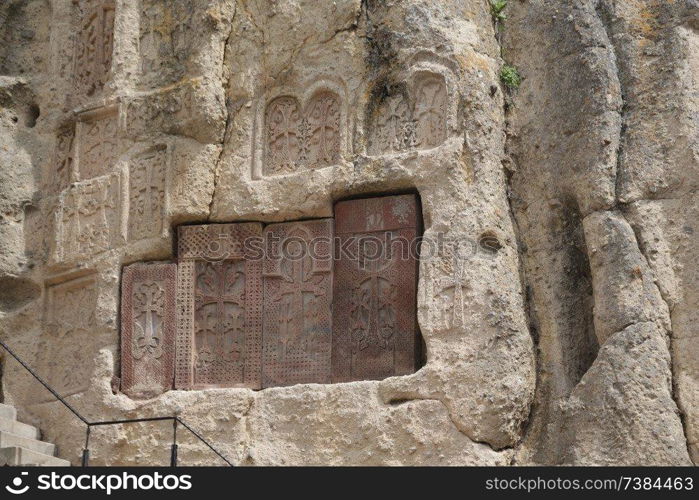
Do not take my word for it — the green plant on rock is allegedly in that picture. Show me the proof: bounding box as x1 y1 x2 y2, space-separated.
490 0 508 23
500 64 522 90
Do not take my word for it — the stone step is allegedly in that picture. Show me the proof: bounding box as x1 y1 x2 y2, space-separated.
0 431 55 455
0 446 70 466
0 416 40 440
0 403 17 421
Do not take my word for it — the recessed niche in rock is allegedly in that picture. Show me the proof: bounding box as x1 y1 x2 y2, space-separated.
263 90 342 176
369 72 447 155
0 276 40 313
120 195 423 395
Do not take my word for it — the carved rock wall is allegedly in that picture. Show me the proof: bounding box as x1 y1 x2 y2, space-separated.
0 0 694 466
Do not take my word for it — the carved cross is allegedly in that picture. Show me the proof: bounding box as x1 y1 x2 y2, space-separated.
439 254 469 329
195 262 245 361
132 282 165 360
267 98 301 171
132 153 163 237
351 241 397 351
272 255 326 355
383 97 408 152
308 94 339 164
351 274 396 351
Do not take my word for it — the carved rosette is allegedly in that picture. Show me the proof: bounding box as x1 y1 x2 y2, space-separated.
121 263 177 399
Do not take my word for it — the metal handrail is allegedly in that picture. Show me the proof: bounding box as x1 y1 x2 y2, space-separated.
0 338 233 466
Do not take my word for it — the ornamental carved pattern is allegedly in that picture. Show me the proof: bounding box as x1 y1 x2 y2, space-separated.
49 126 75 194
121 263 177 399
264 91 341 176
262 220 333 387
73 0 115 97
36 276 98 402
76 110 120 181
52 172 122 265
176 223 263 389
332 195 422 382
370 73 448 155
129 147 167 241
193 260 247 386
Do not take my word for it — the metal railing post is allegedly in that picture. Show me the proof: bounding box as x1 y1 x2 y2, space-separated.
170 418 178 467
82 425 91 466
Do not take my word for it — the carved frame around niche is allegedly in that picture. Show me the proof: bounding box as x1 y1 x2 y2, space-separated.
251 77 351 180
366 54 460 157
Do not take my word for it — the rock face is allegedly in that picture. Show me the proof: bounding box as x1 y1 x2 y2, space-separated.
0 0 693 466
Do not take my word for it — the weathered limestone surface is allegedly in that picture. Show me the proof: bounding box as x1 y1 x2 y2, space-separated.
0 0 695 466
504 0 696 465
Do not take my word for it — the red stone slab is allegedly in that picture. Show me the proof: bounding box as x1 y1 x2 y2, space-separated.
262 219 333 387
121 262 177 399
176 223 263 389
332 195 421 382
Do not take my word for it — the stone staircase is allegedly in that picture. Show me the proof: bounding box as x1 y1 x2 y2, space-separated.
0 402 70 466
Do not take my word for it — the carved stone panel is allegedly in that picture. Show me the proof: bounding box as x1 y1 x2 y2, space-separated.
263 90 341 176
129 147 167 241
374 94 412 154
37 275 98 400
332 195 421 382
73 0 115 97
139 0 189 88
49 125 76 194
123 82 196 141
76 109 120 181
52 172 122 265
176 223 263 389
369 72 448 155
265 96 302 175
262 219 333 387
413 74 447 149
121 263 177 399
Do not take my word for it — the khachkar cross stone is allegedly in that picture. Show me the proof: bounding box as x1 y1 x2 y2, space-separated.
73 0 115 97
370 72 448 155
176 223 263 389
262 220 333 387
121 263 177 399
193 260 246 386
129 147 167 241
263 91 341 176
332 195 422 382
36 275 98 402
51 172 122 265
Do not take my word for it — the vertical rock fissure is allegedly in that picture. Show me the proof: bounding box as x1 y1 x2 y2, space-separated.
491 5 538 459
208 5 237 220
